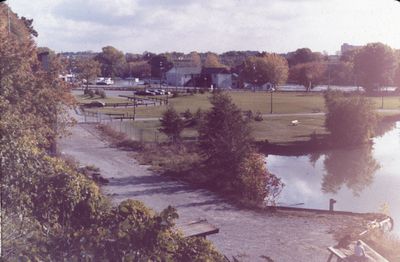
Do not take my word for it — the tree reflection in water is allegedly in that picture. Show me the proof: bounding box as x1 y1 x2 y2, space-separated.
321 144 380 196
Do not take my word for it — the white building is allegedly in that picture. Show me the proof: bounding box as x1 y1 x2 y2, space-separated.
165 66 202 87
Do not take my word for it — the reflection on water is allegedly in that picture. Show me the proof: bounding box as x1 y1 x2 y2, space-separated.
322 145 380 196
267 122 400 235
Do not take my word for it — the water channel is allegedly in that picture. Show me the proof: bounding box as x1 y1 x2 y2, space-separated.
267 122 400 235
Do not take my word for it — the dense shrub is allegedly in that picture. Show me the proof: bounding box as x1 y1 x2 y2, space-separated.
324 91 377 146
87 88 95 98
238 153 284 205
99 89 106 98
159 107 184 142
172 91 180 98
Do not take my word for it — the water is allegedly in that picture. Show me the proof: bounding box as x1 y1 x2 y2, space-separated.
267 122 400 235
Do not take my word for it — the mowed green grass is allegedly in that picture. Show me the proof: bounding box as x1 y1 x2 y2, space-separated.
78 92 400 144
76 94 128 104
251 115 327 143
104 115 327 143
82 92 400 118
86 92 326 117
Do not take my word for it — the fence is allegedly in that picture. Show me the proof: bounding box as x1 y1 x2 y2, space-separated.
79 109 165 143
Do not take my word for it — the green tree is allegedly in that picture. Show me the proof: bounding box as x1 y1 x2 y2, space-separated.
95 46 126 77
353 43 397 92
149 54 173 78
159 107 184 142
241 54 289 87
204 52 226 68
76 57 101 88
198 93 253 183
124 60 151 78
328 61 354 86
324 91 377 146
287 48 323 67
289 61 326 91
238 153 283 205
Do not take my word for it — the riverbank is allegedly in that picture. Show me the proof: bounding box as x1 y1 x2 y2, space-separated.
258 113 400 156
59 120 387 261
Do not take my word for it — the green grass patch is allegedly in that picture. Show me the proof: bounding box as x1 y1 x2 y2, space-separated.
100 115 327 144
79 92 400 118
76 94 128 104
252 115 327 143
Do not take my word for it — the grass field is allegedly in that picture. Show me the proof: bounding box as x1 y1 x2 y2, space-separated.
77 91 400 144
76 94 128 104
82 92 400 118
102 115 327 144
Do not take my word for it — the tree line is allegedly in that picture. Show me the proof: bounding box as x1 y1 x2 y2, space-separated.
69 43 400 92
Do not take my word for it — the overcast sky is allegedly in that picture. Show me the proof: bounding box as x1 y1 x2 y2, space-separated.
7 0 400 54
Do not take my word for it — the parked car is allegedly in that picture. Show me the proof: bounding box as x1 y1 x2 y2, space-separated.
152 89 165 95
134 90 156 96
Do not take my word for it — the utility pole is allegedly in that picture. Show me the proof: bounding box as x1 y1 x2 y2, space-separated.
159 61 163 89
270 90 273 114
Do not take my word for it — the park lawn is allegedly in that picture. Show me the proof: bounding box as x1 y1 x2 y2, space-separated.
370 96 400 109
81 92 400 118
76 94 128 104
251 115 327 143
85 92 326 117
102 115 328 144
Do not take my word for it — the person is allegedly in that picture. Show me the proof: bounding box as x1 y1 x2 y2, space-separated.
354 240 366 261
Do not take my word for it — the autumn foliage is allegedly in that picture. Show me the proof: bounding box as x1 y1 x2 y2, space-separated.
0 5 224 261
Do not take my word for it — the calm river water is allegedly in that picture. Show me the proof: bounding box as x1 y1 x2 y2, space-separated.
267 122 400 235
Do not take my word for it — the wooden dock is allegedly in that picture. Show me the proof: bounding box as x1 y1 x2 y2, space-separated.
177 219 219 239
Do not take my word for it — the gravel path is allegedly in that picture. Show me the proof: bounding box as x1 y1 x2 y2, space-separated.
59 121 367 262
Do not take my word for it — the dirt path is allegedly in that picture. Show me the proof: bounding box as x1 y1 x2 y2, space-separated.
59 121 367 262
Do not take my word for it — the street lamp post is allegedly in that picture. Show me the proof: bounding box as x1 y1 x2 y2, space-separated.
270 89 273 114
175 66 178 92
159 61 163 89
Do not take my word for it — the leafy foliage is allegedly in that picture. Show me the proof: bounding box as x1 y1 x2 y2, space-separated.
238 153 284 205
159 106 184 142
95 46 126 77
1 8 223 261
289 61 326 91
199 93 253 181
324 91 377 146
287 48 323 67
76 57 101 87
198 93 282 205
353 43 397 92
149 54 173 78
241 54 289 86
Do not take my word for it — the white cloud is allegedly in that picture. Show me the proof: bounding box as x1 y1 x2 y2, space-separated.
7 0 400 54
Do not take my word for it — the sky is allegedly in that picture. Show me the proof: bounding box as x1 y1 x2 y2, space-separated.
7 0 400 54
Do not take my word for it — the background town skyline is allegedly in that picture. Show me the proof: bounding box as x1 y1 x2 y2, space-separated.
8 0 400 54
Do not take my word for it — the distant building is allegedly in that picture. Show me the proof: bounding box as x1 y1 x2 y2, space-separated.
165 66 202 87
201 67 232 89
59 73 77 83
341 43 362 54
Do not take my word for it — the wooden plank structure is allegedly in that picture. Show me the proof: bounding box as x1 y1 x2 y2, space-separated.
177 219 219 239
327 240 389 262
